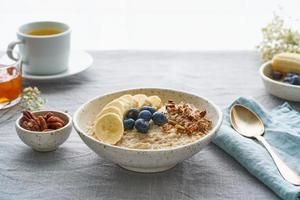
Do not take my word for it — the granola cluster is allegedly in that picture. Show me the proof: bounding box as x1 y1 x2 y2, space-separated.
161 100 212 136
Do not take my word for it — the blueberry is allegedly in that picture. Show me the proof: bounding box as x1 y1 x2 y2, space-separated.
140 106 156 114
152 112 167 126
126 108 139 120
135 119 150 133
138 110 152 121
290 76 300 85
283 76 293 83
272 71 282 80
123 118 135 130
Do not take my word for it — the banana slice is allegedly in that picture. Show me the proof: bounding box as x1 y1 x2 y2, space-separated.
95 113 124 144
119 94 135 108
133 94 147 108
104 100 125 114
96 106 123 119
118 99 131 112
118 96 132 111
146 95 162 109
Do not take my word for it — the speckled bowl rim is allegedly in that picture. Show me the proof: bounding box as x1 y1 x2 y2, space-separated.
259 61 300 89
73 88 223 152
16 110 72 134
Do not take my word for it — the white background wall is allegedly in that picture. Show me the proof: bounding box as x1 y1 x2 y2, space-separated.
1 0 300 51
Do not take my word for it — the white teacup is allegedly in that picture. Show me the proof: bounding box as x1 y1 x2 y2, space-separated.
7 21 71 75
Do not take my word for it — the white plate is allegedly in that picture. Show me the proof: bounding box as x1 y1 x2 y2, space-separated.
0 50 93 81
259 61 300 101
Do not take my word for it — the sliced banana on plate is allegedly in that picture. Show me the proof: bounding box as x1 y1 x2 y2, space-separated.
96 106 123 119
94 113 124 144
146 95 162 109
133 94 147 108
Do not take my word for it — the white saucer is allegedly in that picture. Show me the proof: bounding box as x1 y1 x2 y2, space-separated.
0 50 93 81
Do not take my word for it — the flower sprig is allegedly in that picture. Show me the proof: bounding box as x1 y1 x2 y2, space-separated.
257 15 300 62
20 87 46 111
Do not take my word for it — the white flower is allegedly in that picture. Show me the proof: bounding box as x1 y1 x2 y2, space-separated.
257 15 300 62
21 86 46 111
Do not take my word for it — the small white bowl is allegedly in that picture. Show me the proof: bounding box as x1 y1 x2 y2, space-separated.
260 61 300 101
73 88 222 173
15 110 72 152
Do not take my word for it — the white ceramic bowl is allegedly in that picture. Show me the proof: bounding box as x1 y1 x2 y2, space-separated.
260 61 300 101
73 88 222 173
15 110 72 152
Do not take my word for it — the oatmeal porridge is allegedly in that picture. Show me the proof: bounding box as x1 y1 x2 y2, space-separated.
89 94 212 150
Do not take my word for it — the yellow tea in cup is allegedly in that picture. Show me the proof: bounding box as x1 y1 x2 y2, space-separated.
27 28 63 36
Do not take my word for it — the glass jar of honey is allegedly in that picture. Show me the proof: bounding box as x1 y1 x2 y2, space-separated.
0 50 22 109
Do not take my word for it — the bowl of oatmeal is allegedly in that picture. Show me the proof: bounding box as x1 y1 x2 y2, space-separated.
73 88 222 173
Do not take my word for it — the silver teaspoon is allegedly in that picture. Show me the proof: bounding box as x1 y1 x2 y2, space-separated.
230 104 300 185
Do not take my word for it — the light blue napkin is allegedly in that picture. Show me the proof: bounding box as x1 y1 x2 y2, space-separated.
213 97 300 200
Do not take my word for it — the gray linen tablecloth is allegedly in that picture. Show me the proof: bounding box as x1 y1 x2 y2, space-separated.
1 51 299 200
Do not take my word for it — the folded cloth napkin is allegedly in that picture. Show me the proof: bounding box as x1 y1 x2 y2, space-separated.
213 97 300 200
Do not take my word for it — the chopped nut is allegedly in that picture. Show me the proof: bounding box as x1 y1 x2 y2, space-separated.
168 120 177 126
161 100 212 136
175 124 185 130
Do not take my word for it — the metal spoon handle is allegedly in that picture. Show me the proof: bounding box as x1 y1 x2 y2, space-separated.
256 135 300 185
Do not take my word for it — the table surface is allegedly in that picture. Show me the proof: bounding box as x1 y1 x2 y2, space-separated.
2 51 300 200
